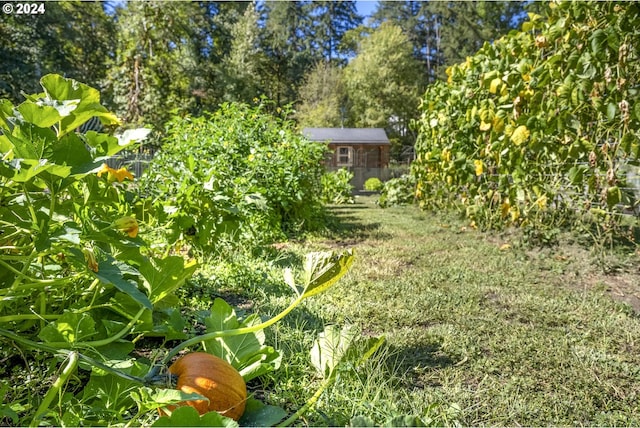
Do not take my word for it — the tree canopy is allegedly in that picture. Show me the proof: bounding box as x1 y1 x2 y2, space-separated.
0 0 526 151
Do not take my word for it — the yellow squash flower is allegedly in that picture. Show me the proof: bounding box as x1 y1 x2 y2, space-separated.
113 216 139 238
83 247 99 273
97 163 134 183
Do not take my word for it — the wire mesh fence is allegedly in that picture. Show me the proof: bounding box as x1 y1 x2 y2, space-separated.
104 147 157 178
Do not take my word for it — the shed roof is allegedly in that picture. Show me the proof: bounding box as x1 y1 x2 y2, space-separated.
302 128 390 145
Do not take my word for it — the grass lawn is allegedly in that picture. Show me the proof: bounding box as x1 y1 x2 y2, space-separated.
231 195 640 426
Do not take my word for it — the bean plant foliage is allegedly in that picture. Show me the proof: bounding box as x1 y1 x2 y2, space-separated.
0 75 362 427
140 102 327 254
412 1 640 245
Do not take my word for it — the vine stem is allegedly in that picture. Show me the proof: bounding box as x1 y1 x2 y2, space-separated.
0 314 60 322
29 351 78 427
43 307 146 349
277 375 335 427
161 294 306 365
0 327 148 385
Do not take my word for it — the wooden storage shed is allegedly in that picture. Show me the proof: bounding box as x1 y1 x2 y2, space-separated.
302 127 391 189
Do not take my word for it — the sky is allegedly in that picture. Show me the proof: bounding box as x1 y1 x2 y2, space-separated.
356 1 378 18
105 1 381 20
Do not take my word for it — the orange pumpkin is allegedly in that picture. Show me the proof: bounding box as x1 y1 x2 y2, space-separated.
167 352 247 421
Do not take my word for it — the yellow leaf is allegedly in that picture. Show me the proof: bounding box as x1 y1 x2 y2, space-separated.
445 66 453 77
442 148 451 162
479 121 492 131
499 243 511 251
510 206 520 222
504 124 515 137
510 125 530 145
474 160 484 176
492 116 505 133
479 108 494 123
500 202 510 218
489 78 502 94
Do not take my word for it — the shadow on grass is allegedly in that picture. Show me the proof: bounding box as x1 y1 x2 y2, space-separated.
328 205 372 211
320 204 391 242
384 340 460 388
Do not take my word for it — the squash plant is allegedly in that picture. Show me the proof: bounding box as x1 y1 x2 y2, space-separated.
0 73 196 424
0 74 181 346
0 75 361 426
412 1 639 245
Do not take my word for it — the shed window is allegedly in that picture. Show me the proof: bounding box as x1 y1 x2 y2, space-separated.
336 146 353 166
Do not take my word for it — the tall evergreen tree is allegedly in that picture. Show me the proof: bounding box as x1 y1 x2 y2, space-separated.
106 1 208 128
0 1 114 102
196 1 251 106
308 1 363 63
425 1 526 73
372 1 527 81
371 1 434 78
220 2 266 103
261 1 316 107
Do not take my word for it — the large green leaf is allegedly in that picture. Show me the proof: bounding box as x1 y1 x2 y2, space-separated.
49 133 94 173
82 360 149 415
83 132 120 157
16 102 62 128
0 99 14 130
203 298 281 381
310 324 358 379
150 307 188 340
310 324 385 382
237 398 287 427
9 159 53 182
152 405 238 427
94 257 152 310
9 123 56 159
140 256 198 305
38 74 120 136
301 250 354 299
41 74 100 105
38 312 97 345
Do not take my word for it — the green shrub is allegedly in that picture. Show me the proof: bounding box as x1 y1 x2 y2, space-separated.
322 169 355 204
364 177 384 192
140 102 327 254
378 175 416 208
